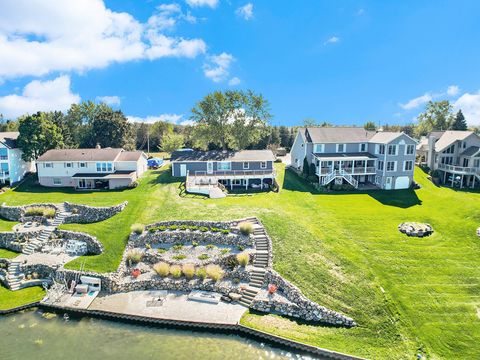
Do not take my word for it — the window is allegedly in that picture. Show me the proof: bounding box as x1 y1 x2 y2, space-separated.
359 143 367 152
260 161 267 169
474 159 480 167
232 179 242 185
378 144 385 155
314 144 324 153
79 162 87 168
462 141 467 149
377 161 384 171
53 178 61 185
387 145 397 155
444 144 455 154
96 162 113 172
0 148 7 160
44 163 53 168
405 144 415 155
65 162 73 168
336 144 345 153
1 163 9 173
217 162 231 171
386 161 396 172
404 160 413 171
243 162 249 169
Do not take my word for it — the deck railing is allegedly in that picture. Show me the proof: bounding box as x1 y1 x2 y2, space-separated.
194 169 276 177
316 166 376 175
438 163 480 175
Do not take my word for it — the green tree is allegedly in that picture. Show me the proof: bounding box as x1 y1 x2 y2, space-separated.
364 121 376 131
90 108 135 150
302 157 310 176
302 118 317 127
17 112 64 161
191 90 271 150
450 110 468 131
160 133 184 153
415 100 454 137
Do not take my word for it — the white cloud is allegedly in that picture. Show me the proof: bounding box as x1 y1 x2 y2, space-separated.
0 75 80 119
454 91 480 126
0 0 206 80
127 113 183 124
96 95 121 106
447 85 460 96
186 0 218 8
324 36 340 45
180 119 195 126
236 3 254 20
203 52 235 82
228 77 241 86
399 93 433 110
356 8 365 16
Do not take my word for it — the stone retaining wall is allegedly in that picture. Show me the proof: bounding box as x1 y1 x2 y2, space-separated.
63 201 128 224
20 263 56 280
0 203 58 221
55 230 104 255
0 230 43 252
251 270 355 326
145 220 232 231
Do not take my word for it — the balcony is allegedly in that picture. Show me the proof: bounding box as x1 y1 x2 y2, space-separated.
438 163 480 176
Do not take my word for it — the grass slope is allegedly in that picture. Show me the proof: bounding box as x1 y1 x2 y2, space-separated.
0 166 479 359
0 285 45 311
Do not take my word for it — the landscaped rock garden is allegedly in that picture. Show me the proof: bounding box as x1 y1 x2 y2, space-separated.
398 222 433 237
63 201 128 224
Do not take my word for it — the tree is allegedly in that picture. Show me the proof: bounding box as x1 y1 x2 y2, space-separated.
49 111 75 148
364 121 376 131
302 118 317 127
415 100 454 137
89 108 135 150
17 112 64 161
302 157 309 176
191 90 271 150
450 110 468 130
279 126 290 148
160 133 184 153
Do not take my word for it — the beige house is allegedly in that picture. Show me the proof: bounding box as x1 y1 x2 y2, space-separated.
36 148 147 189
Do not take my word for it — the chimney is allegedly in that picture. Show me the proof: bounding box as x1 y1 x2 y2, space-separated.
95 143 101 149
427 135 436 170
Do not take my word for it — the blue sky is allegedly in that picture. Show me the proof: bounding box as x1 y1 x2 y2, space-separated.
1 0 480 126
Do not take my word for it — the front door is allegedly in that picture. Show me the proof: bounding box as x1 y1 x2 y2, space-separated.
385 177 392 190
180 164 187 177
207 161 214 174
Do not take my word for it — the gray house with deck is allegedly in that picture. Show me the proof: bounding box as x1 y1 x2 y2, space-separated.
290 127 417 190
171 149 276 197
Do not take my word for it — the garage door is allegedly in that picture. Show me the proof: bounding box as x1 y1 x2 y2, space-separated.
395 176 410 189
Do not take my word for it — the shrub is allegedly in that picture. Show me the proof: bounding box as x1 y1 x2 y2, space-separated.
145 243 151 250
221 229 230 234
189 225 199 231
237 245 245 251
128 180 139 189
211 227 220 233
179 225 187 231
126 249 143 265
153 262 170 277
131 223 145 234
172 254 186 261
191 241 199 247
172 244 184 251
157 248 166 254
182 263 196 279
43 208 56 219
197 253 209 260
158 225 167 231
25 206 55 218
148 227 156 233
196 267 207 279
199 226 209 232
206 244 215 250
220 248 230 255
168 225 178 231
206 264 224 282
71 208 78 214
239 222 253 236
170 265 182 278
236 252 249 266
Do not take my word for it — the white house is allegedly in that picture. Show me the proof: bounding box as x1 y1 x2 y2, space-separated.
36 147 147 189
0 132 35 185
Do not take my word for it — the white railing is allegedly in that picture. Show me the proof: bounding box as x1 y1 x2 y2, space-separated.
339 169 359 188
438 163 480 175
194 169 275 177
320 169 358 188
317 166 376 175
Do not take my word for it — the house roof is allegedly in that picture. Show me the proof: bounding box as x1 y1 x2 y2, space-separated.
434 131 475 151
116 151 145 161
0 132 19 149
37 148 124 162
461 146 480 157
305 127 375 143
313 152 377 160
170 149 276 162
369 131 406 144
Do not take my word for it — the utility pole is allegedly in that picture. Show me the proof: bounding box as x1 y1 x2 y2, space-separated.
147 125 150 157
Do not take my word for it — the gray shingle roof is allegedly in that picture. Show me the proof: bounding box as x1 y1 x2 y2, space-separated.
0 132 19 148
305 127 375 143
461 146 480 157
434 131 475 151
117 151 145 161
171 149 275 162
37 148 123 162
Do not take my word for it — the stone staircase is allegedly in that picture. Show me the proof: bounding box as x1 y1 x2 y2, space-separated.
238 217 271 307
22 203 69 255
7 260 23 291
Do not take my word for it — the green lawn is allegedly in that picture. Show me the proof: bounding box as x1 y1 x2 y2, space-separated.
0 165 479 359
0 285 45 311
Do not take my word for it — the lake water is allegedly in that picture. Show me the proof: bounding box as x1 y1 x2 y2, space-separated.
0 309 315 360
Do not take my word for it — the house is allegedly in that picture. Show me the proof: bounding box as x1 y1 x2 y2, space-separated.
36 147 147 189
417 130 480 188
0 132 35 185
171 149 276 196
290 127 417 190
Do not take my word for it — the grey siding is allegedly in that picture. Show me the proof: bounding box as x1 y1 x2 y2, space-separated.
290 131 306 170
172 160 273 177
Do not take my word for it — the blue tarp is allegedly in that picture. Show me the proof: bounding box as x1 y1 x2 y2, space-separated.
147 158 163 167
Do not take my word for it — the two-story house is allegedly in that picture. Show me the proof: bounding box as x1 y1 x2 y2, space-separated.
290 127 417 190
171 149 276 197
36 147 147 189
417 130 480 188
0 132 35 185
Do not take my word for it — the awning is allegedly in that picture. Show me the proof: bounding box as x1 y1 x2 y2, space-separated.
71 171 135 180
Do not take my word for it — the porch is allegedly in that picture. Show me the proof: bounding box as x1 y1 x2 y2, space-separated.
71 171 136 190
313 154 377 176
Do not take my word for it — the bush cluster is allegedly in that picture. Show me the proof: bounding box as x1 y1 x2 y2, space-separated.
239 222 253 236
24 206 56 218
153 262 170 276
131 223 145 234
151 262 223 282
147 224 230 234
206 264 224 282
126 249 143 265
236 252 250 266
